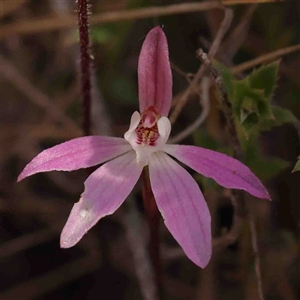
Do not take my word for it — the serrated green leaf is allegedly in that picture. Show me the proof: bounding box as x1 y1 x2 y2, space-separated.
214 61 235 100
232 79 248 111
240 108 251 124
292 157 300 173
240 112 259 139
234 81 273 118
271 105 298 123
260 105 299 130
248 61 280 99
249 91 273 119
232 80 274 139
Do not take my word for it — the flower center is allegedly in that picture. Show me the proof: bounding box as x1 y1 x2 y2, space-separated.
135 106 160 146
124 107 171 167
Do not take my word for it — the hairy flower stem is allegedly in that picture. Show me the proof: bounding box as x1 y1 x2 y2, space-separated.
142 167 162 297
77 0 91 136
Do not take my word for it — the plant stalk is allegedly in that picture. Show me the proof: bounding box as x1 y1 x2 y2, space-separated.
142 168 162 297
77 0 92 136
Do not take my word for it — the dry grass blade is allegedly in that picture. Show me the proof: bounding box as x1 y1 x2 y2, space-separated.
0 256 101 299
123 198 159 300
222 4 257 60
0 229 56 259
169 77 211 144
170 8 233 124
213 193 245 250
231 44 300 73
197 47 266 300
0 2 222 39
3 0 283 39
0 54 81 135
247 202 265 300
222 0 282 3
0 0 28 18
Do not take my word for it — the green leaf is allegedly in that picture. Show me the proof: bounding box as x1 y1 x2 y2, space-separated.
248 156 290 181
248 61 280 98
214 61 235 100
260 105 299 130
213 61 296 142
233 79 249 109
234 81 273 118
232 81 274 138
292 156 300 173
240 112 259 139
271 105 298 123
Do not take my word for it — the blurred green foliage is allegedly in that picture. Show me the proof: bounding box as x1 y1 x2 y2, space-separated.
224 61 298 179
195 61 298 189
229 61 298 179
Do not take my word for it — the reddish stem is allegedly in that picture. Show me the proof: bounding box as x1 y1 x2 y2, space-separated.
77 0 91 136
142 168 163 296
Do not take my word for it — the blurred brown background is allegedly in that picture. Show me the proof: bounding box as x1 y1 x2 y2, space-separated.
0 0 299 299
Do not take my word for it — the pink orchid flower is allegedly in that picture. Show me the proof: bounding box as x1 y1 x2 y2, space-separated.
18 27 270 268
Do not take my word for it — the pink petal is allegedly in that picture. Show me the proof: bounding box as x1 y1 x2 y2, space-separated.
138 26 172 116
149 152 211 268
61 151 142 248
164 145 270 199
18 136 131 181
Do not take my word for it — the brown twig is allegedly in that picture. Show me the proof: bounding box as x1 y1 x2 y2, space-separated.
0 0 28 18
170 8 233 124
169 77 211 144
247 202 265 300
222 4 257 61
231 44 300 74
222 0 279 4
90 67 113 136
123 197 159 300
170 61 194 83
1 2 242 39
0 229 56 259
77 0 92 136
196 48 242 158
1 255 101 299
196 47 265 300
213 191 245 250
0 54 81 135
